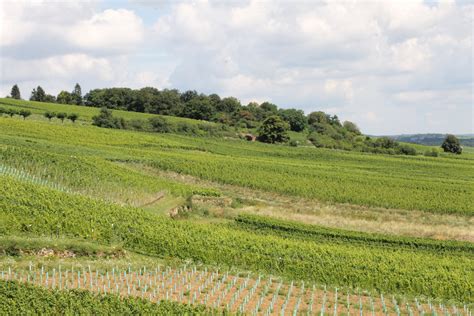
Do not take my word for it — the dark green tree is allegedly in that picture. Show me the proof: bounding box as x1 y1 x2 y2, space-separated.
217 97 241 113
57 91 73 104
257 115 290 143
343 121 361 135
30 86 46 102
10 84 21 99
19 110 31 119
441 134 462 154
181 97 213 120
67 113 79 123
44 112 56 121
279 108 307 132
56 112 67 122
72 83 83 105
180 90 198 103
308 111 329 125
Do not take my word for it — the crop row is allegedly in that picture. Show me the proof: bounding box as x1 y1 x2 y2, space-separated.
233 214 474 254
2 118 471 214
1 175 472 301
0 280 213 315
1 264 471 315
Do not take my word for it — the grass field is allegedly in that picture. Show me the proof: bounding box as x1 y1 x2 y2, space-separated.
1 99 473 313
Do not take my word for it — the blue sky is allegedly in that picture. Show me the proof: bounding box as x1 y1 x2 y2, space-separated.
1 0 472 135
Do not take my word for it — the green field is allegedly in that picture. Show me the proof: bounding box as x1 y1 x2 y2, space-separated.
1 100 473 313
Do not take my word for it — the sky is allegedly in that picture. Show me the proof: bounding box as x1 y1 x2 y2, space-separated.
0 0 472 135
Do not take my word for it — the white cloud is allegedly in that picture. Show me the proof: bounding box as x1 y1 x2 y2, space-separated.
68 9 144 53
0 0 472 134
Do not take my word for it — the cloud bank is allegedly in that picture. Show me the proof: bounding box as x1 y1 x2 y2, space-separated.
1 0 472 134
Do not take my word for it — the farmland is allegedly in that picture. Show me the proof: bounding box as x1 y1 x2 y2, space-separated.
0 100 473 314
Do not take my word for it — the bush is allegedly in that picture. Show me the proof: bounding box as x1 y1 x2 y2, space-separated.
176 122 198 135
424 148 439 157
257 115 289 143
441 134 462 154
18 110 31 120
56 112 67 122
128 119 146 131
92 108 126 129
149 117 171 133
67 113 79 123
44 111 56 121
397 144 417 156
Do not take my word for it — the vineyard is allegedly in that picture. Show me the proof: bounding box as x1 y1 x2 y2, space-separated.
1 265 471 315
0 101 473 314
1 175 473 302
0 117 472 214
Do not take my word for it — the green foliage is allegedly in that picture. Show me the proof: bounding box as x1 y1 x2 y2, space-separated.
278 108 307 132
343 121 361 135
289 139 299 147
234 214 474 253
424 148 439 157
0 281 213 315
10 84 21 100
5 108 18 117
442 134 462 154
56 91 73 105
30 86 46 102
149 117 171 133
257 115 290 143
1 176 472 301
44 111 56 121
67 113 79 123
56 112 67 122
18 110 31 120
0 118 472 214
92 108 126 129
72 83 83 105
0 236 124 257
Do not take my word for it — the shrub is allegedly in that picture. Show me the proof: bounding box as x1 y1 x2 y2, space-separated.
441 134 462 154
149 117 171 133
397 144 417 156
56 112 67 122
92 108 126 129
257 115 289 143
67 113 79 123
44 112 56 121
424 148 439 157
19 110 31 120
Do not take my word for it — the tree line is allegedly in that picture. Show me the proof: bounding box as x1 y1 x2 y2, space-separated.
6 83 462 154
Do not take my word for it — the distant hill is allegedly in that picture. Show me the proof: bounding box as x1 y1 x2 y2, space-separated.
385 134 474 147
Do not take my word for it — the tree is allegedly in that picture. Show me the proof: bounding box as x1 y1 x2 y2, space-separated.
217 97 241 113
19 110 31 120
149 117 171 133
44 111 56 121
279 108 307 132
10 84 21 99
92 107 125 129
30 86 46 102
181 97 213 120
180 90 198 103
72 83 83 105
6 109 17 117
257 115 290 143
343 121 361 135
308 111 328 125
56 112 67 122
57 91 73 104
67 113 79 123
441 134 462 154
